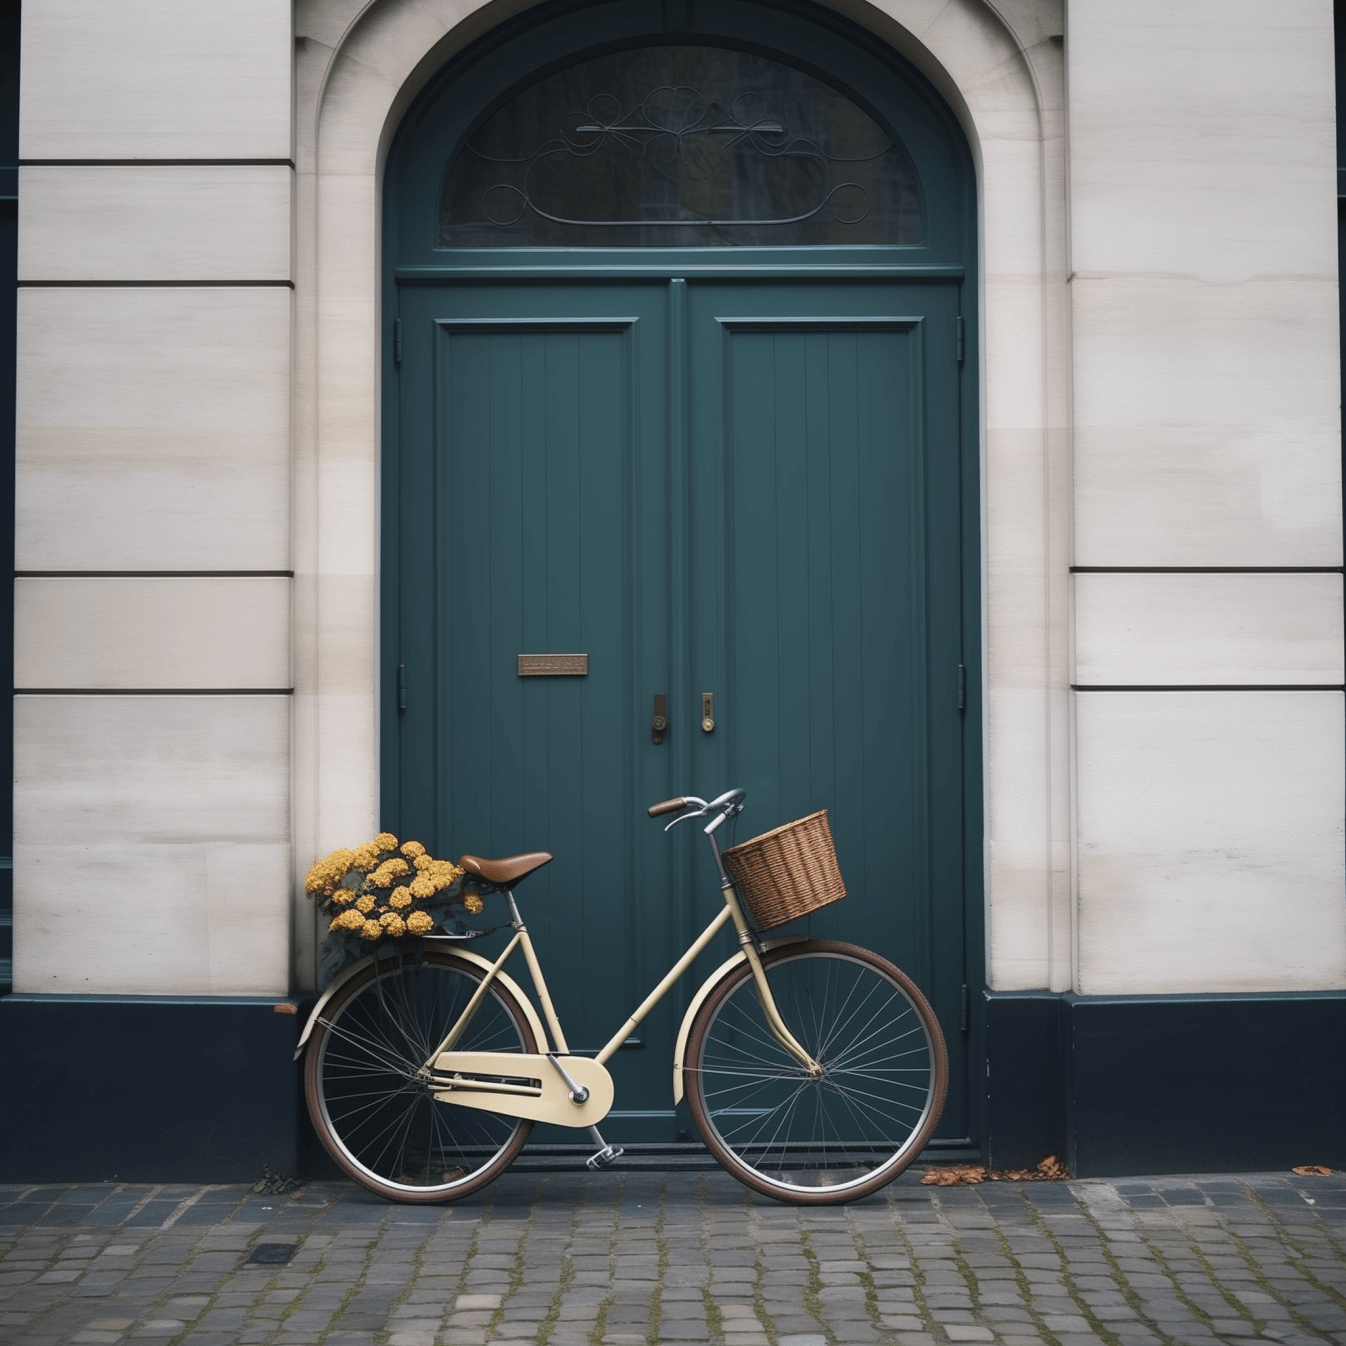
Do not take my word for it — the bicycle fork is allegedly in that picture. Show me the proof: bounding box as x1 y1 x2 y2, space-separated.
719 879 823 1076
704 826 823 1079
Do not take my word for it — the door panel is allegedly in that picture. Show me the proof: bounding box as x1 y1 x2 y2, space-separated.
397 278 966 1143
688 284 967 1139
397 286 682 1134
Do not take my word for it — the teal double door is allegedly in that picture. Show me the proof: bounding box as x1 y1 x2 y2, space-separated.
393 275 969 1144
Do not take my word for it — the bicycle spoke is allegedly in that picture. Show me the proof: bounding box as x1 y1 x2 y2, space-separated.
309 956 532 1199
691 946 944 1201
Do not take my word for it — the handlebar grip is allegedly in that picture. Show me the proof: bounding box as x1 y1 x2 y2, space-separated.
648 797 688 818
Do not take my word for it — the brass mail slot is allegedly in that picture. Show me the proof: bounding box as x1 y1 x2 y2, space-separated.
517 653 588 677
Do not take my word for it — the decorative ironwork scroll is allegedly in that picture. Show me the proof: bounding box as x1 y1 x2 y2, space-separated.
439 46 921 247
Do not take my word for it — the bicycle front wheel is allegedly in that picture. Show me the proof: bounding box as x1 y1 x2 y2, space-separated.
305 949 536 1203
685 940 948 1204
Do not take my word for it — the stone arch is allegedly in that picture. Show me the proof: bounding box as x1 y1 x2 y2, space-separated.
290 0 1071 994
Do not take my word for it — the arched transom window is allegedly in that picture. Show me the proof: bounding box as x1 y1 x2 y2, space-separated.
438 45 921 247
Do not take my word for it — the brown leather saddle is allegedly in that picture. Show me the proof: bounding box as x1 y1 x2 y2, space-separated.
457 851 553 888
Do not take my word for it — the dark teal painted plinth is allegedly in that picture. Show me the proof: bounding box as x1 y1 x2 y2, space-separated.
0 996 304 1184
985 990 1346 1177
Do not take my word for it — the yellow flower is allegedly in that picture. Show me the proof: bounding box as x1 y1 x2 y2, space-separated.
406 910 434 935
360 919 383 940
331 888 357 906
379 911 407 937
329 908 366 932
389 886 412 910
413 854 433 871
409 875 435 899
374 831 398 852
369 857 411 888
429 859 464 893
350 843 381 869
355 894 376 914
305 848 355 896
400 841 426 859
463 891 484 915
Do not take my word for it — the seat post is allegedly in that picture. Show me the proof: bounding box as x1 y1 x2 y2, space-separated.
506 887 570 1055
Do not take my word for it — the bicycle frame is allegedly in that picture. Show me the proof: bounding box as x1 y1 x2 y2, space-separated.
421 800 821 1082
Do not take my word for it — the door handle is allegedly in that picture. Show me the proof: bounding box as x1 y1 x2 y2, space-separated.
701 692 715 733
651 693 668 745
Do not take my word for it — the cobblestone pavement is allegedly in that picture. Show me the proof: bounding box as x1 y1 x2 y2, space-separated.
0 1170 1343 1346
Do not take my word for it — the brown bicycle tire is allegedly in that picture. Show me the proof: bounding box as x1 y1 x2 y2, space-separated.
305 949 536 1203
684 939 948 1205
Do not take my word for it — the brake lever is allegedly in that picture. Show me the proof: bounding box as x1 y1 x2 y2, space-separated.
663 798 709 832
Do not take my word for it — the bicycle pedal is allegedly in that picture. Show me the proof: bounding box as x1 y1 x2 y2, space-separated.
586 1144 624 1170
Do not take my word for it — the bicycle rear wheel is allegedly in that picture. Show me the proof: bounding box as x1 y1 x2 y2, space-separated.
305 948 536 1202
685 939 947 1204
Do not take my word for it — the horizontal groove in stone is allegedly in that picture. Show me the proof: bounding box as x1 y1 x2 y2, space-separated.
16 570 294 578
1070 566 1343 573
21 158 295 168
19 279 294 288
14 688 295 696
1072 684 1345 692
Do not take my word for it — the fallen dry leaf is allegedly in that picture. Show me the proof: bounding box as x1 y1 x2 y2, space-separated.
1292 1165 1333 1177
922 1155 1069 1186
921 1164 988 1186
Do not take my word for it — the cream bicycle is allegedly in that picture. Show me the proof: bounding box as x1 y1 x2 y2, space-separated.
298 788 948 1206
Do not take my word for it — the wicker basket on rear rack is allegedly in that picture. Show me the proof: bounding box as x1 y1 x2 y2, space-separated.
721 809 847 932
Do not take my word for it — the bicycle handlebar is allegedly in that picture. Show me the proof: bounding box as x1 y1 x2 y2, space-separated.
647 797 687 818
646 788 746 826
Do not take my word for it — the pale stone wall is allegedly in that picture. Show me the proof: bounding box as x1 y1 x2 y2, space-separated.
10 0 1343 998
1066 0 1346 994
12 0 294 996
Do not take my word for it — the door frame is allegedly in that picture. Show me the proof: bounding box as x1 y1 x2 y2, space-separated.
379 0 986 1152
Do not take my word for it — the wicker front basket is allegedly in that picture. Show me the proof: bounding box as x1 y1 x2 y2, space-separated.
721 809 847 932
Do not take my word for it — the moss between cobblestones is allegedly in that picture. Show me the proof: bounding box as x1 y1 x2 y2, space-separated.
701 1281 725 1338
1225 1191 1342 1336
587 1175 624 1346
487 1182 540 1339
1137 1232 1226 1337
1017 1194 1126 1346
1242 1184 1346 1313
537 1184 580 1346
644 1178 670 1346
842 1215 886 1337
945 1227 982 1303
697 1178 726 1343
435 1197 489 1343
1179 1227 1267 1332
139 1187 263 1343
377 1219 433 1343
745 1195 780 1346
890 1208 946 1341
797 1229 836 1346
1070 1198 1176 1346
981 1204 1063 1346
300 1229 377 1345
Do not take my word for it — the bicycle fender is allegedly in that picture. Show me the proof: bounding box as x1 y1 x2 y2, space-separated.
294 948 550 1061
671 936 808 1104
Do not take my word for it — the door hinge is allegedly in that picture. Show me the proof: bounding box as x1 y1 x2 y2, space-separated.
397 664 407 711
957 663 966 712
955 315 964 364
960 984 969 1034
393 317 403 365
